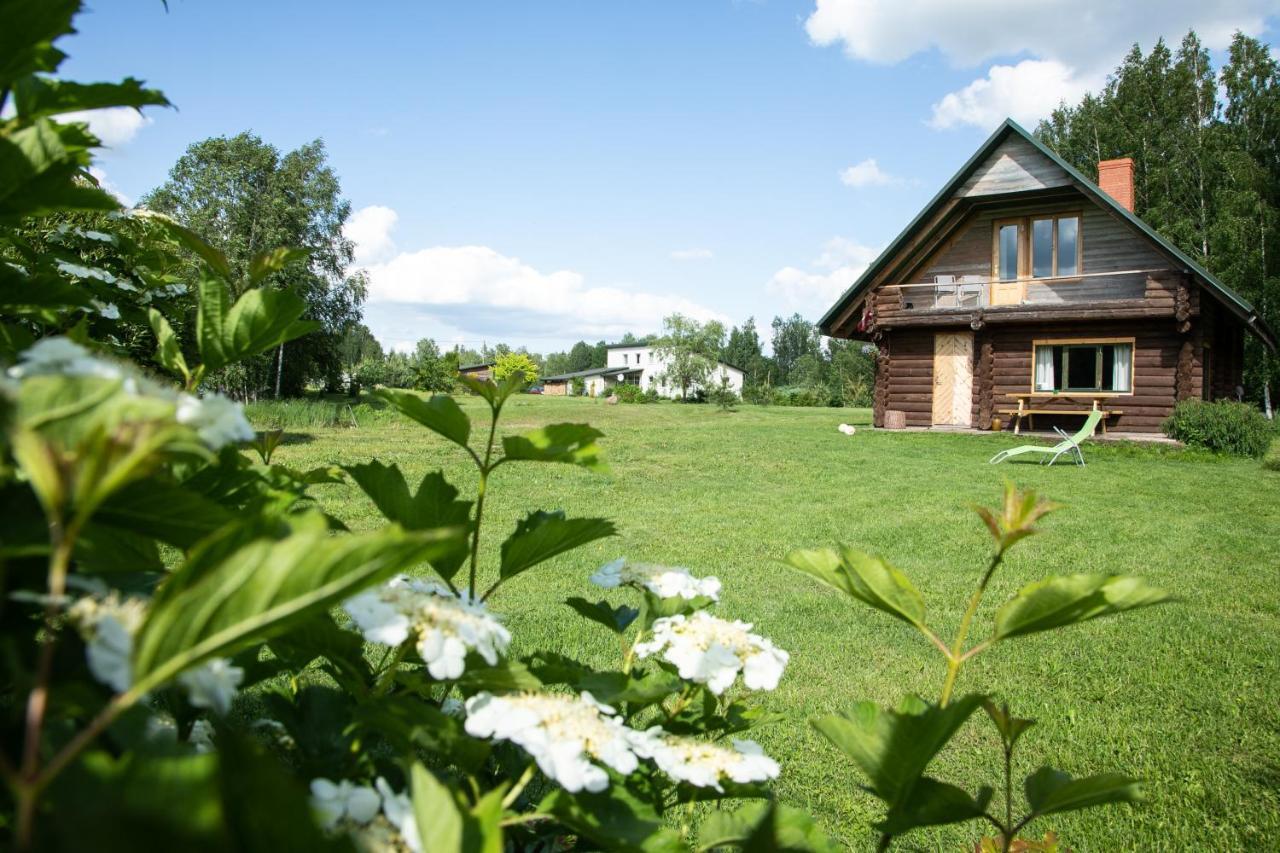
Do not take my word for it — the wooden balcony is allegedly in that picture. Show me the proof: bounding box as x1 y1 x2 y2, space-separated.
895 269 1163 312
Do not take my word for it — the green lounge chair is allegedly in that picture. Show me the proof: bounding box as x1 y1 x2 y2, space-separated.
989 409 1103 466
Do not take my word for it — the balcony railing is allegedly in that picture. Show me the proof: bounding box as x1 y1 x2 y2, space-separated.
896 269 1167 311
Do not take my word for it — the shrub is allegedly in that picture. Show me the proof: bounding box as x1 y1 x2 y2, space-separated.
1161 399 1274 457
570 375 586 396
613 383 652 403
707 373 738 411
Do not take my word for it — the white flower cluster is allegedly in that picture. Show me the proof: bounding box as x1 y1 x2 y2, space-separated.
343 576 510 680
634 611 789 695
5 337 254 450
464 691 640 793
630 730 780 791
309 776 419 852
590 558 721 601
67 593 244 713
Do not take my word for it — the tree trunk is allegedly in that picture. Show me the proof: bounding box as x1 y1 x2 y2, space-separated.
274 342 285 399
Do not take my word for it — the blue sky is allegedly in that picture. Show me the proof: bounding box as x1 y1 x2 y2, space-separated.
66 1 1280 353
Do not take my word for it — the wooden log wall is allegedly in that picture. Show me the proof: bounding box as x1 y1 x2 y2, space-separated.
977 337 994 427
878 320 1204 433
881 330 938 428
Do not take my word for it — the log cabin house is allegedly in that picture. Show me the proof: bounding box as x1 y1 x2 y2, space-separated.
820 119 1276 434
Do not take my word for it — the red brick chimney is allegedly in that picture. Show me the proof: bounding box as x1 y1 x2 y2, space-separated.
1097 158 1135 212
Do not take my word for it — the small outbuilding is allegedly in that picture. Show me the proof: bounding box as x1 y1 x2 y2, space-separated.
458 362 494 382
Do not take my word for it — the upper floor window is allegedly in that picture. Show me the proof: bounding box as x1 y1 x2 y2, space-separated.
995 213 1082 281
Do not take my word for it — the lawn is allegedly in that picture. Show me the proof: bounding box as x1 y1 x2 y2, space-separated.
249 394 1280 851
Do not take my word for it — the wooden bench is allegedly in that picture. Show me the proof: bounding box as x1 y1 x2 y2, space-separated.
999 394 1122 435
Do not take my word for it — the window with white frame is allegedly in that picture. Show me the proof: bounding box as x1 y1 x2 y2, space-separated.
1033 339 1133 394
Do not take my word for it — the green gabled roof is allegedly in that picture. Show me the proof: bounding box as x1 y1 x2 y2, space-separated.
819 118 1276 350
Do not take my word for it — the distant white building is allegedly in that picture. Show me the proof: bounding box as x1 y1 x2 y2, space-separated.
542 343 744 398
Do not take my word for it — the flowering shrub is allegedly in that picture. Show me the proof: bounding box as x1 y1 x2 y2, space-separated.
0 7 835 849
785 484 1171 851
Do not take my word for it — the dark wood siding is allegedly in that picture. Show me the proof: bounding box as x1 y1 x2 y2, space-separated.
879 320 1206 433
881 329 940 428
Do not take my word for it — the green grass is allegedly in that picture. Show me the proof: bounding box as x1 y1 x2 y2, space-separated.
253 395 1280 851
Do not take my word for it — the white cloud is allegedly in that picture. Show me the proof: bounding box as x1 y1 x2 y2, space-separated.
670 248 714 261
767 237 880 311
360 234 726 343
805 0 1279 129
344 205 400 264
928 59 1099 129
60 107 152 147
88 166 133 207
839 158 899 188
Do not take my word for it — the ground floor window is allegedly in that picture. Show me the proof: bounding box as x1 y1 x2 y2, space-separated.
1033 339 1133 393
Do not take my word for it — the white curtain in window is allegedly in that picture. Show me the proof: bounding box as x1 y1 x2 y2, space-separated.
1112 344 1132 392
1034 346 1055 391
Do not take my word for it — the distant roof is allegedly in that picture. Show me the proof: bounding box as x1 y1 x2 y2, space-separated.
604 340 654 349
458 362 494 371
818 118 1276 351
542 365 641 382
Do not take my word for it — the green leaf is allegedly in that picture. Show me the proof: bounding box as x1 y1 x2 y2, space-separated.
1024 767 1143 818
351 695 489 772
132 514 463 690
538 786 685 853
75 521 164 574
134 210 232 279
501 422 607 472
342 462 473 580
377 389 472 450
205 281 319 371
410 762 502 853
247 246 310 284
784 546 927 630
526 652 680 708
148 309 189 381
454 659 543 693
0 0 76 85
94 479 230 549
982 700 1035 751
412 763 467 853
992 574 1171 642
12 76 170 122
499 510 616 580
878 777 993 835
458 372 525 410
812 694 984 836
564 597 640 634
697 801 840 852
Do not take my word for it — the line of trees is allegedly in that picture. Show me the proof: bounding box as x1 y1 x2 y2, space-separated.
1038 29 1280 411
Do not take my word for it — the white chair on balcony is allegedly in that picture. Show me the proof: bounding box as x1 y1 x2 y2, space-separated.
957 275 984 307
933 275 957 308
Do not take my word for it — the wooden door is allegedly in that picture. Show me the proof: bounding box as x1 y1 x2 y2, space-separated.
932 332 974 427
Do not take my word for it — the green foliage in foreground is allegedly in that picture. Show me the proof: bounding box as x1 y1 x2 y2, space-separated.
786 484 1168 849
254 397 1280 849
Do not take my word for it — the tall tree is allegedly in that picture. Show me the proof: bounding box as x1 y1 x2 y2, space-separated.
144 133 366 397
339 322 383 371
1037 30 1280 405
654 314 726 399
724 317 768 386
566 341 595 372
770 314 820 384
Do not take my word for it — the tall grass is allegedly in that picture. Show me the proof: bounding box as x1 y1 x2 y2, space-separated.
243 395 401 429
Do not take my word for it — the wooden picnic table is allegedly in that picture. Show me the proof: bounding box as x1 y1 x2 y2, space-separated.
998 393 1123 435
